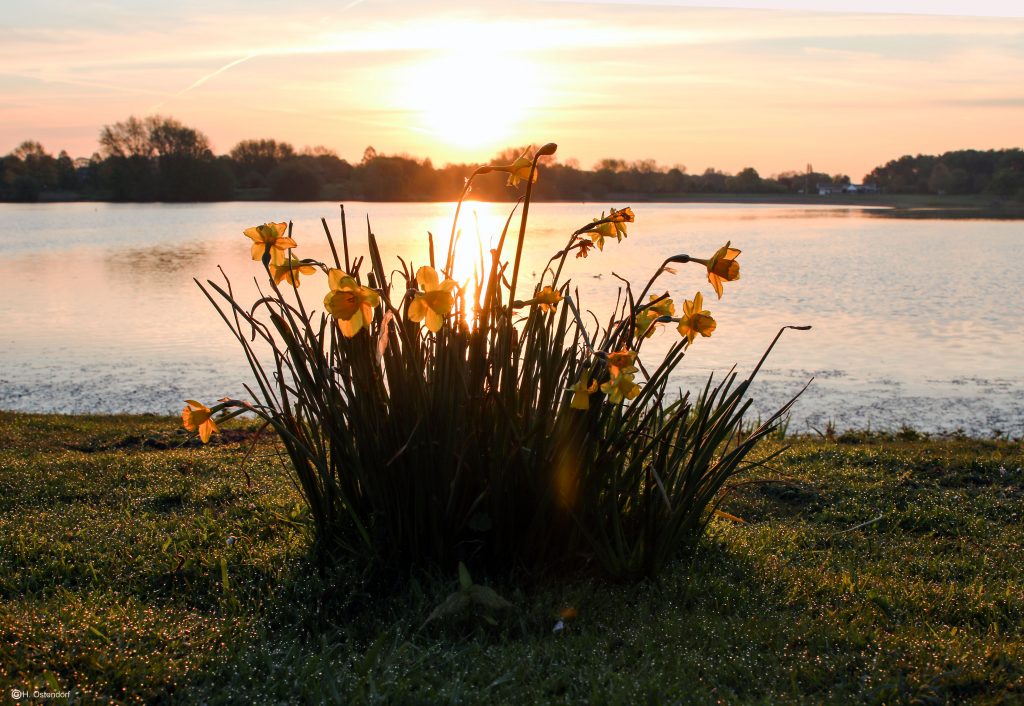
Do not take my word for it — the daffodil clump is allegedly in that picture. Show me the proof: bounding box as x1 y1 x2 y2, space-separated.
186 143 805 579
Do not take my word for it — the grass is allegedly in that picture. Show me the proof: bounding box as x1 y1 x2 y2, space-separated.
1 411 1021 704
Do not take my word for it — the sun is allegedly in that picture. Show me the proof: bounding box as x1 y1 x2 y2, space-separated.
395 49 543 153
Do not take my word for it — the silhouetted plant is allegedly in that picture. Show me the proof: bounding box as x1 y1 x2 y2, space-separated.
184 143 807 579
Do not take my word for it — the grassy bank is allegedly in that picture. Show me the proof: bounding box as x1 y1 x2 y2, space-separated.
1 412 1020 704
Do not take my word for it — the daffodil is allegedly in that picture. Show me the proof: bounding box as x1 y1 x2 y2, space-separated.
503 152 538 188
588 207 634 250
243 222 295 265
605 346 637 377
677 291 717 345
590 220 617 251
270 258 317 287
607 206 634 238
693 241 741 299
323 269 380 337
182 400 218 443
408 266 457 333
520 286 563 313
568 370 599 410
634 294 674 339
601 370 641 405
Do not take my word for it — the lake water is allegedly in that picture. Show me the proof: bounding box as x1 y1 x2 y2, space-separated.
1 201 1021 436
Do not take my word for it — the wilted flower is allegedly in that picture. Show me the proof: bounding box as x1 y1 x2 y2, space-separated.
408 266 457 333
568 370 599 410
323 269 380 337
270 258 317 287
601 369 641 405
677 291 717 345
520 285 562 312
694 241 741 299
576 239 595 259
182 400 218 443
243 222 295 265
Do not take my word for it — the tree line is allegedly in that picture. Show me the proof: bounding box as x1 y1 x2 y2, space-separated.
2 115 1022 202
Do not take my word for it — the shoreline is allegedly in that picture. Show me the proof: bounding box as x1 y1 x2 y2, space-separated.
0 410 1017 442
7 192 1024 219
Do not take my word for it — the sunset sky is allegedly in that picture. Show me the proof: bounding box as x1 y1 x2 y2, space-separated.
3 0 1023 179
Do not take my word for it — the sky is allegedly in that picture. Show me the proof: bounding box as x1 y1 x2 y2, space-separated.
2 0 1023 179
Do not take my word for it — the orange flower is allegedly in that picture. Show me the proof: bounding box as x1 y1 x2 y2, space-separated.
243 222 295 265
677 292 717 345
323 269 381 337
182 400 218 443
694 241 741 299
407 266 457 332
270 258 317 287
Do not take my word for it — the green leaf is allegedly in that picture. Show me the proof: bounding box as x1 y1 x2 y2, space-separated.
458 561 472 590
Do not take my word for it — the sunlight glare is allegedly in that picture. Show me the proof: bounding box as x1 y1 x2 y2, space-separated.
396 50 544 152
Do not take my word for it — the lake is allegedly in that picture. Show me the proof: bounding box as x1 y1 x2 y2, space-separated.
1 201 1021 435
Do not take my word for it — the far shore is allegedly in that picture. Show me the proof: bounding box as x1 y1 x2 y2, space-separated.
8 191 1024 219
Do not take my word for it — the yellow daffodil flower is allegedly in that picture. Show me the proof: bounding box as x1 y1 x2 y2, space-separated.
408 266 457 333
601 370 641 405
504 152 538 188
182 400 218 443
589 207 634 250
677 291 717 345
606 346 637 377
323 269 381 337
607 206 634 238
648 293 675 318
270 258 317 287
634 294 674 339
568 370 599 410
634 309 659 339
590 220 617 251
693 241 741 299
520 286 563 313
243 222 296 265
489 151 538 188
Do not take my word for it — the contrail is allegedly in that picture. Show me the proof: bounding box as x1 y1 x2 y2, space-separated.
180 53 257 94
147 53 257 112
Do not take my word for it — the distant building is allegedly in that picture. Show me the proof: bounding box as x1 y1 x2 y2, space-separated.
817 182 879 195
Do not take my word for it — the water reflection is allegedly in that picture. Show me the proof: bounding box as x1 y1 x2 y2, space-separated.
1 201 1022 435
